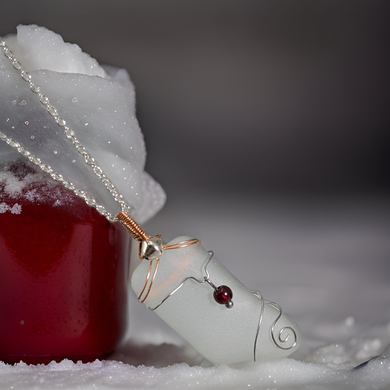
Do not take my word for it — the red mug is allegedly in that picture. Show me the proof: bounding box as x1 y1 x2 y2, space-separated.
0 160 131 364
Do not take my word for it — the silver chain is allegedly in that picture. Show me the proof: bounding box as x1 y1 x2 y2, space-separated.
0 36 133 222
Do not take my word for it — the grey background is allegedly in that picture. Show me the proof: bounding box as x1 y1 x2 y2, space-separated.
1 0 389 198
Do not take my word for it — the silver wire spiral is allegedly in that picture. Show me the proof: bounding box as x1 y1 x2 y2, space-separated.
253 291 297 361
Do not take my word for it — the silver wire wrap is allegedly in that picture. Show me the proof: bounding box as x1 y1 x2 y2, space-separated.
0 37 133 222
146 251 297 360
253 291 298 361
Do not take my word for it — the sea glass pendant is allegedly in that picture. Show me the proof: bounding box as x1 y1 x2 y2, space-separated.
131 236 301 365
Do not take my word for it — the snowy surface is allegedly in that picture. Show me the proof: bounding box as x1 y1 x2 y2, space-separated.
1 190 389 389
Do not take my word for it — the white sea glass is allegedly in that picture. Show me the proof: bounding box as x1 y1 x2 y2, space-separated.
131 237 301 365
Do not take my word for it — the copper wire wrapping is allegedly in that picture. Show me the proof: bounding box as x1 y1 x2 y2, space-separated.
163 238 201 250
137 240 200 303
138 260 153 302
116 211 149 242
139 258 160 303
116 211 201 304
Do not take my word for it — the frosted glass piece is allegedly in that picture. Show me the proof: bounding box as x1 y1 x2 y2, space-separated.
131 237 301 365
0 25 165 223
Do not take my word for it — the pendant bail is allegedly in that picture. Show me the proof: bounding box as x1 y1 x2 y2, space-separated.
140 235 164 261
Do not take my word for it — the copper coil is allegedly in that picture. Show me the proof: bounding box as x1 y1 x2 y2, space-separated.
116 211 149 242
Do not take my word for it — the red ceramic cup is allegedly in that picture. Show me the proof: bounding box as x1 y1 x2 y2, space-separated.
0 160 131 364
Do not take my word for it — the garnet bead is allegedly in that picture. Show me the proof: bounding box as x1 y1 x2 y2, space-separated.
213 285 233 306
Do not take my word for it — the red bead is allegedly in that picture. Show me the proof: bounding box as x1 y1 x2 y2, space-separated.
213 285 233 305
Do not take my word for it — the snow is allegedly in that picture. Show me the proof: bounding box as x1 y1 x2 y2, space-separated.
10 203 22 214
0 160 76 209
1 357 389 390
0 25 165 223
1 191 389 389
0 202 10 213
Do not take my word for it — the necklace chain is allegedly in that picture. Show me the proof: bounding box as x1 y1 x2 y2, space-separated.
0 35 207 307
0 36 133 222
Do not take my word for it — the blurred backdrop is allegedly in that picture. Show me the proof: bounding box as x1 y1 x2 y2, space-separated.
1 1 390 353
